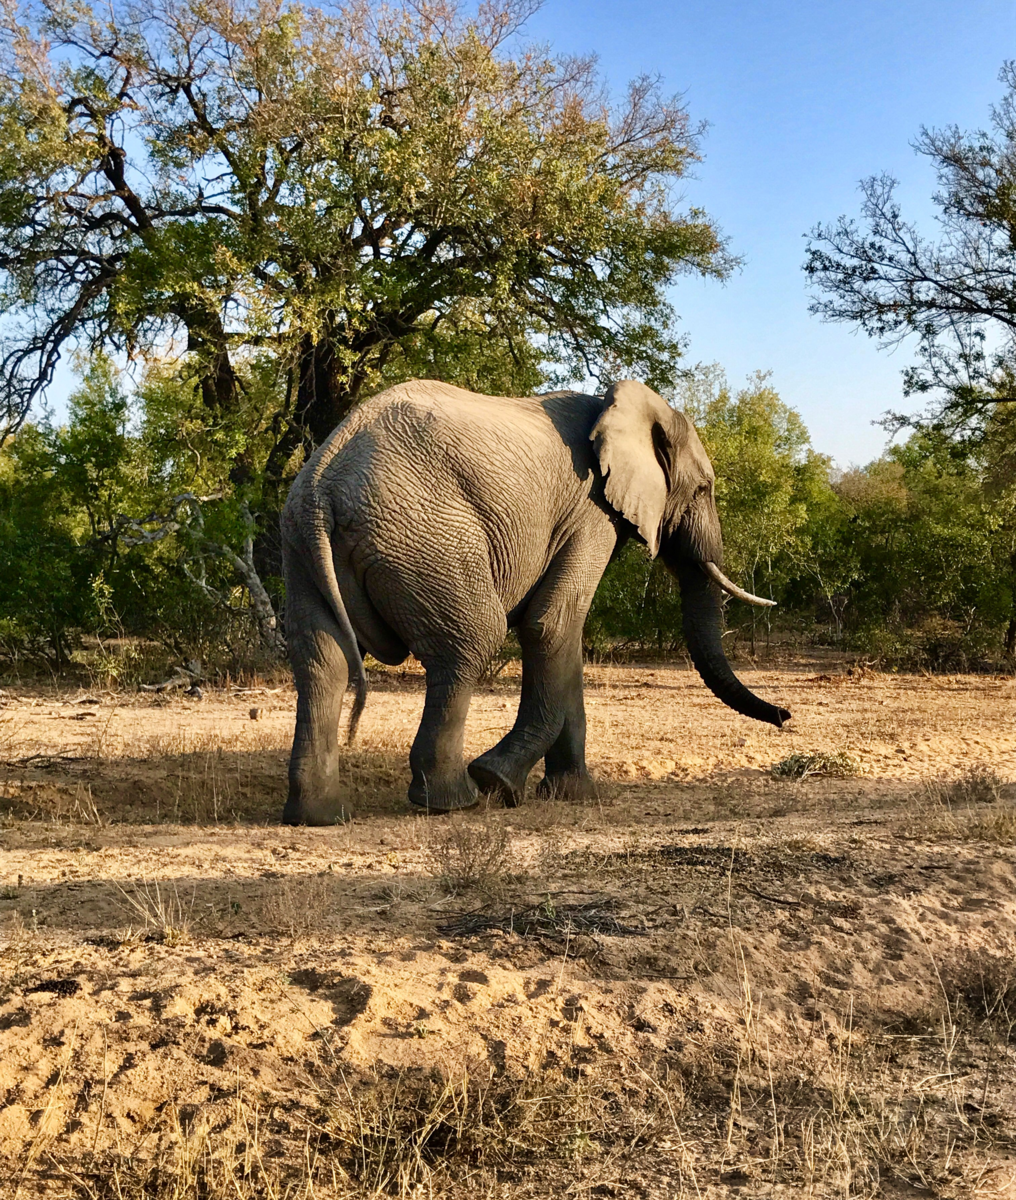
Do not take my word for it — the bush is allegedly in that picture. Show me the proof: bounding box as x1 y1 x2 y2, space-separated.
0 356 288 673
585 542 683 652
771 751 863 779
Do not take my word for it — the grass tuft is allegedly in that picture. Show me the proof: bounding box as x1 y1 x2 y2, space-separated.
114 879 194 946
905 763 1016 843
428 815 513 895
925 762 1007 807
770 750 863 779
939 945 1016 1040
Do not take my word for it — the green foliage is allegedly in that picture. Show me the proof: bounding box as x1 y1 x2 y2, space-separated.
0 424 85 665
0 354 293 670
0 356 149 664
803 59 1016 664
585 541 683 652
806 62 1016 436
0 0 732 454
831 430 1016 669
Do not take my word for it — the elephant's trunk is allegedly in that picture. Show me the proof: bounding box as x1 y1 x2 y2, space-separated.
675 561 791 729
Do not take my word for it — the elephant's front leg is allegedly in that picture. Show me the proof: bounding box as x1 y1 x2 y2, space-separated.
537 643 597 801
469 537 608 805
408 671 480 812
469 629 595 805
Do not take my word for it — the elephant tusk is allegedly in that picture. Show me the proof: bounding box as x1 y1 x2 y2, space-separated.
703 562 777 607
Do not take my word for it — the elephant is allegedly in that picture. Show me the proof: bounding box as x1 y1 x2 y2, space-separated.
281 378 790 824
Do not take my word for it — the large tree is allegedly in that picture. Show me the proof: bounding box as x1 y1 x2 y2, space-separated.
0 0 732 486
805 61 1016 437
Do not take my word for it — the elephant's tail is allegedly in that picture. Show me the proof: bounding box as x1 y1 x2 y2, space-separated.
307 517 368 744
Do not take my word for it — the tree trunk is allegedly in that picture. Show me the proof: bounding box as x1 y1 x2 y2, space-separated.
180 305 239 414
296 335 365 449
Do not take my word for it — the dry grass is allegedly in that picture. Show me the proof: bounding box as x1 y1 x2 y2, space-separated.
253 872 352 938
437 895 644 940
29 950 1012 1200
38 1062 692 1200
427 812 514 895
4 660 1016 1197
771 750 864 779
902 762 1016 842
2 658 1014 826
925 761 1007 807
940 944 1016 1042
113 879 195 946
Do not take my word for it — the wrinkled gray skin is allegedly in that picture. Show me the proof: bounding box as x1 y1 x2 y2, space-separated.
281 379 791 823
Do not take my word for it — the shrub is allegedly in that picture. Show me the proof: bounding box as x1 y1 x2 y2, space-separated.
771 751 863 779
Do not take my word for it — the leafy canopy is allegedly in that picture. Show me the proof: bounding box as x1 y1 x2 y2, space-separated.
0 0 733 454
805 61 1016 439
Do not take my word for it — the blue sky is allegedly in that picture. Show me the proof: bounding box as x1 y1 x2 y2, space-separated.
521 0 1016 465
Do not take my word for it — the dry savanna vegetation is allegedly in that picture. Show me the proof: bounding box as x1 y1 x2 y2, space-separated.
2 654 1016 1198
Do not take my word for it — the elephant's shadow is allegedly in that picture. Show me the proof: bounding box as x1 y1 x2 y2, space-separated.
0 741 415 827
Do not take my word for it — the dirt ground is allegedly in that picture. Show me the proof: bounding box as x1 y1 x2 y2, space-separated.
2 654 1016 1198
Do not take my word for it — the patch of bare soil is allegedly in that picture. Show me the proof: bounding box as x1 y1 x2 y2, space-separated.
2 656 1016 1197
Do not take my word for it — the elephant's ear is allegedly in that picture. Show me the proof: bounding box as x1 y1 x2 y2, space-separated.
591 380 688 558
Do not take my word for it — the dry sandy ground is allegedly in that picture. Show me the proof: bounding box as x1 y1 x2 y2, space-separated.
1 655 1016 1198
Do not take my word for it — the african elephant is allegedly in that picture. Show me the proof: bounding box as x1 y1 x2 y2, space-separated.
281 379 790 824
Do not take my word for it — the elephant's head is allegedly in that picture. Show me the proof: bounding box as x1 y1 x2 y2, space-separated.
591 380 791 728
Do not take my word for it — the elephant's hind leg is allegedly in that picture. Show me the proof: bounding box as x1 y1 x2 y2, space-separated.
284 556 355 826
371 542 506 814
408 669 481 813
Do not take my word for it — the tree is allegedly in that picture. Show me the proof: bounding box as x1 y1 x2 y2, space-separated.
0 0 733 490
805 61 1016 436
820 429 1016 668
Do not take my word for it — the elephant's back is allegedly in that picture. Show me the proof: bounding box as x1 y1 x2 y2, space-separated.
353 380 591 452
312 380 599 505
293 380 606 610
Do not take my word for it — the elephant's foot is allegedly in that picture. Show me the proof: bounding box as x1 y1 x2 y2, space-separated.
536 770 598 802
408 770 479 814
283 787 353 826
467 752 528 808
286 753 354 825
